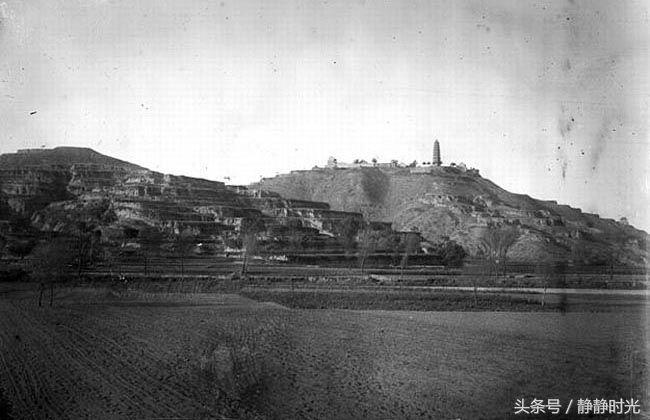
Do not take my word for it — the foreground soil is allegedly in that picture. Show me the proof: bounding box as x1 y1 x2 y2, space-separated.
0 284 647 419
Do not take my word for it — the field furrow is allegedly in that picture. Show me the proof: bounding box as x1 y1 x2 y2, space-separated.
0 285 647 419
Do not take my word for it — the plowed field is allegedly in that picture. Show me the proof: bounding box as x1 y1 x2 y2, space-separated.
0 284 647 419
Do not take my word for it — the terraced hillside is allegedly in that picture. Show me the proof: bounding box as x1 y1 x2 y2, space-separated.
0 147 370 255
254 166 648 264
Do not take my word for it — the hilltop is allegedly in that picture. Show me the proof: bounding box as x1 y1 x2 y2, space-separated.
253 165 648 265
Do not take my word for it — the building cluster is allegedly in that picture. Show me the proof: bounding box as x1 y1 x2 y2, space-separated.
323 140 479 175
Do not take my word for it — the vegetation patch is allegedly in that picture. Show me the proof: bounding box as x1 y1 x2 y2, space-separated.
195 325 277 419
0 386 13 420
240 289 559 312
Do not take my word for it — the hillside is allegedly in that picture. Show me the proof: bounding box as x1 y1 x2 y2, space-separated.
1 147 646 267
0 147 369 257
253 166 648 265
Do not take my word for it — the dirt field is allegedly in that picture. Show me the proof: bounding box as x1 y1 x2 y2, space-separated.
0 283 648 419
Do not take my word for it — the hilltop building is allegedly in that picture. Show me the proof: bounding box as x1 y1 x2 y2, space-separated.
322 139 478 175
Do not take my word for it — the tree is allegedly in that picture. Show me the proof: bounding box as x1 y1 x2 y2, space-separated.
570 238 589 266
607 236 628 282
535 260 553 307
32 237 76 307
0 234 6 261
535 260 567 308
7 238 36 260
72 221 99 278
240 232 258 278
239 218 266 277
462 260 488 307
286 219 306 251
386 233 402 266
400 232 420 280
287 230 305 251
335 216 362 272
175 227 196 279
336 216 362 256
357 226 379 276
138 226 163 276
431 238 467 267
478 226 520 280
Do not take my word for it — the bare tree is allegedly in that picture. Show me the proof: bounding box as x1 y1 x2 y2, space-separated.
608 236 628 283
138 226 163 276
32 237 75 307
175 227 195 279
535 261 553 307
357 226 378 276
0 234 6 263
463 260 488 307
72 221 99 278
239 218 266 278
240 232 258 278
399 232 420 281
336 215 362 272
536 261 568 309
478 226 520 280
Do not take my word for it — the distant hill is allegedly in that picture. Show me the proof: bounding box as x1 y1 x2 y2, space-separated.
252 166 648 265
0 147 143 170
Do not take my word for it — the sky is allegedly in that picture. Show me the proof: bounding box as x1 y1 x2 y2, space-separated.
0 0 648 230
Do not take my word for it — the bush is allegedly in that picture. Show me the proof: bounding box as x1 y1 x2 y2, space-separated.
195 320 286 418
7 239 36 260
432 239 467 267
0 268 29 282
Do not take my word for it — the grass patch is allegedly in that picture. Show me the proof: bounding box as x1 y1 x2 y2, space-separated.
240 289 559 311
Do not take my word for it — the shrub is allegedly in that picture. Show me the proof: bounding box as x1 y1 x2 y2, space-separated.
0 268 29 282
195 319 286 418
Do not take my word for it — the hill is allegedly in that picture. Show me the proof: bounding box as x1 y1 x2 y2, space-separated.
0 147 374 262
1 147 646 268
253 165 648 265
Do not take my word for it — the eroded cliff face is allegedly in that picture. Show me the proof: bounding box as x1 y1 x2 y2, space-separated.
0 148 364 251
253 166 648 265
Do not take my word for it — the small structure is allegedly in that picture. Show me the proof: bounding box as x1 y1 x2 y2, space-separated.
326 157 379 169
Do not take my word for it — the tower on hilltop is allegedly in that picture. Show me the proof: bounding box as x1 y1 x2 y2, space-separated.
432 139 442 166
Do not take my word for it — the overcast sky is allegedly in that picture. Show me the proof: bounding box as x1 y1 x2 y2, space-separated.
0 0 648 230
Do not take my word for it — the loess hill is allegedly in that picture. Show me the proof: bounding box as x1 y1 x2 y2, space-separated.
0 147 370 256
1 147 647 267
252 165 648 265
